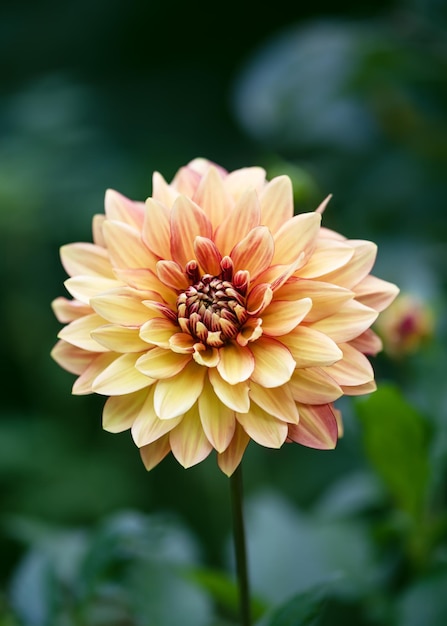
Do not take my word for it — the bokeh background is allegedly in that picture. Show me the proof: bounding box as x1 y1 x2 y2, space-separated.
1 0 447 624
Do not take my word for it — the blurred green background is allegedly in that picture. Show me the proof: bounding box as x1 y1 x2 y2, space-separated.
1 0 447 624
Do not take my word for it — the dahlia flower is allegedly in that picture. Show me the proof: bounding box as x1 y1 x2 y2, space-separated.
51 158 399 475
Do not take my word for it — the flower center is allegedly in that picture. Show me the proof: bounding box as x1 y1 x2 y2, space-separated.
177 275 248 347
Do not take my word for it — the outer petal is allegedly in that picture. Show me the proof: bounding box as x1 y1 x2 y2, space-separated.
169 404 213 468
217 422 250 476
297 239 354 278
154 361 206 419
51 340 95 375
288 403 338 449
58 313 109 352
289 367 343 404
236 404 288 448
260 298 312 336
272 212 321 265
90 289 154 326
214 188 261 256
217 342 254 385
309 300 378 343
103 389 148 433
198 378 236 452
281 326 343 368
105 189 145 229
64 275 124 305
60 243 114 278
152 171 179 208
140 434 172 471
259 175 294 233
223 166 266 200
208 369 250 413
273 279 354 323
92 325 149 352
342 380 377 396
318 240 377 288
170 195 212 268
353 275 400 312
143 198 171 259
72 352 117 395
249 382 299 424
136 347 191 379
192 165 233 231
230 226 274 278
349 329 383 355
51 297 92 323
250 337 296 388
324 342 374 386
131 387 183 447
103 220 155 270
92 352 154 395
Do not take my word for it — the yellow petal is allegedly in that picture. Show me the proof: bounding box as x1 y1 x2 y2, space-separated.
273 212 321 265
208 368 250 413
64 275 124 305
192 344 220 367
114 268 176 304
223 166 266 201
214 188 261 256
288 367 343 404
92 214 106 247
72 352 117 395
217 422 250 476
151 171 179 208
154 361 206 419
51 340 95 375
261 298 312 336
297 239 354 278
169 332 196 353
236 404 288 448
324 342 374 386
92 325 150 352
156 260 189 291
140 434 172 471
103 389 148 433
131 387 182 446
60 243 114 278
217 342 254 385
274 278 354 322
140 317 179 348
90 289 153 326
259 175 294 233
282 326 343 368
169 404 213 468
310 300 378 343
170 195 212 268
143 197 171 258
52 297 92 323
288 403 338 449
136 347 191 379
104 189 145 229
353 275 400 312
341 379 377 396
192 165 232 231
92 352 154 395
250 337 296 388
230 226 274 278
103 220 156 270
198 378 236 452
58 313 108 352
317 240 377 288
249 382 299 424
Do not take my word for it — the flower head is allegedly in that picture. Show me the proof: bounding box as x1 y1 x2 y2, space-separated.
51 158 399 475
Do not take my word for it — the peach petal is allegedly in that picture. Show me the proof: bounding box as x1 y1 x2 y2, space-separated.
103 220 156 270
170 195 212 268
92 325 150 352
208 368 250 413
154 361 206 419
237 318 263 346
103 389 148 433
246 283 273 315
272 212 321 265
353 275 400 312
91 289 154 326
169 332 196 353
171 166 202 197
249 382 299 424
223 166 266 200
140 317 179 348
318 240 377 288
341 380 377 396
169 404 213 468
131 387 183 447
273 279 354 322
230 226 274 278
236 404 288 448
250 337 296 388
114 268 177 305
198 378 236 452
72 352 117 395
194 237 222 275
297 239 354 278
217 422 250 476
192 165 232 231
314 194 333 214
58 313 109 352
261 298 312 336
310 300 378 343
51 297 92 323
192 344 220 367
92 352 154 395
92 214 106 247
254 254 305 292
259 175 294 233
282 326 343 368
288 403 338 449
214 188 261 256
156 260 189 291
140 434 172 471
60 243 114 278
136 347 191 379
151 171 179 208
143 198 171 258
51 340 95 375
104 189 145 229
349 329 383 355
324 342 374 386
289 367 343 404
64 276 124 305
217 342 254 385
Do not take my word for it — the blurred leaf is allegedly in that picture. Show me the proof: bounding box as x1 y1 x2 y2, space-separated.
261 586 326 626
395 568 447 626
356 384 431 520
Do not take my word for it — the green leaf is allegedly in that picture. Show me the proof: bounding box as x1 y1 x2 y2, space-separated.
262 586 326 626
395 568 447 626
356 384 431 519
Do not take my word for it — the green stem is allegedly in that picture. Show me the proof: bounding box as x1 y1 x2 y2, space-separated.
230 463 251 626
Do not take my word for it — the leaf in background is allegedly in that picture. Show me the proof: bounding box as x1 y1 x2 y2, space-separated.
260 586 326 626
356 384 431 520
395 568 447 626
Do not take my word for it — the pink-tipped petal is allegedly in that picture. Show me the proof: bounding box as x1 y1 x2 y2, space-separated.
51 297 92 323
170 195 212 268
156 260 189 291
194 237 222 275
58 313 109 352
51 340 95 375
91 289 154 326
103 220 155 270
349 329 383 355
104 189 145 229
72 352 117 395
324 342 374 386
353 275 400 312
214 188 261 256
151 171 179 208
288 403 338 449
223 166 266 200
64 275 124 305
274 279 354 323
310 300 378 343
230 226 274 278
